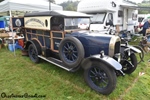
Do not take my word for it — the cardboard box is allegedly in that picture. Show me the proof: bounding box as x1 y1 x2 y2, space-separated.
0 29 6 33
116 25 120 33
146 29 150 34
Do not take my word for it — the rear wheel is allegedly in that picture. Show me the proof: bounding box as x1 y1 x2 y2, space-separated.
84 61 117 95
28 44 40 63
121 53 137 74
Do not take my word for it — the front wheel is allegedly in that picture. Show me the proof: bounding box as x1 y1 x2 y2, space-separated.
84 61 117 95
121 53 137 74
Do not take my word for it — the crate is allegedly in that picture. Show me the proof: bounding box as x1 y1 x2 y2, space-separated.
0 21 5 28
146 29 150 34
8 44 16 52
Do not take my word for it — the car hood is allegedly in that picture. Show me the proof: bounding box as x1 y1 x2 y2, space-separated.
69 30 117 39
65 30 120 57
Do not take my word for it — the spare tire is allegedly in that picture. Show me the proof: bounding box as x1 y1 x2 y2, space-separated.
59 37 84 68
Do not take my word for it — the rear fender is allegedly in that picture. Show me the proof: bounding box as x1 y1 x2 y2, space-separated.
81 55 122 70
24 39 42 54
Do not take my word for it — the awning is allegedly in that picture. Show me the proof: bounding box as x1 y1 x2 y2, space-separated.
0 0 63 12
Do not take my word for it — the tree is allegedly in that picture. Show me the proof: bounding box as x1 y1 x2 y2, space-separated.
60 1 79 11
138 0 150 14
46 0 55 3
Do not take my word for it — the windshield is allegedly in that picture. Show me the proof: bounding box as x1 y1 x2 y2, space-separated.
90 13 106 24
65 18 90 30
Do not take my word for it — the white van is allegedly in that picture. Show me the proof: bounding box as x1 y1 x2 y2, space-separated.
77 0 138 34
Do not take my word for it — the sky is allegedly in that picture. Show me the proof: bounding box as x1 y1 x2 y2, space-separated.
55 0 143 4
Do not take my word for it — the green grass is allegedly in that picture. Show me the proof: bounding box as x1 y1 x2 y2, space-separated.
0 45 150 100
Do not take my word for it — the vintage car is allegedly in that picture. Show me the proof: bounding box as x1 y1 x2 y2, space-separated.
11 10 138 95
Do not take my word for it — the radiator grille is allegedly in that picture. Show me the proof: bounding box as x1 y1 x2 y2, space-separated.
114 41 120 54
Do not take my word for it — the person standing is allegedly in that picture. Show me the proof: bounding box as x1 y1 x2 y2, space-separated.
142 17 150 36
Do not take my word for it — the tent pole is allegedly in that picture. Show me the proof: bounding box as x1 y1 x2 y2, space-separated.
49 0 51 11
9 10 12 17
9 10 16 56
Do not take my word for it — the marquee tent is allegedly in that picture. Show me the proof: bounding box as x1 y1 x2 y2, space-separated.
0 0 63 55
0 0 63 16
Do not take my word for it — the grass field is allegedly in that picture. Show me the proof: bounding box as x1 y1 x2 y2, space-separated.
0 45 150 100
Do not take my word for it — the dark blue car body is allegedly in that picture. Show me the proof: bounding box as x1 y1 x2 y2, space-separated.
11 10 139 95
66 31 119 57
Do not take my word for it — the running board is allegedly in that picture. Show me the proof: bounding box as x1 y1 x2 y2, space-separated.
38 55 73 71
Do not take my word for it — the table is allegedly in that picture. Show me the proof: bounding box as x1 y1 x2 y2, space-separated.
6 36 25 50
0 33 9 38
0 33 10 49
0 32 24 50
8 36 24 40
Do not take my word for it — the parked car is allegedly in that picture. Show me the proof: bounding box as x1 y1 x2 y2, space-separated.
12 10 139 95
78 18 90 29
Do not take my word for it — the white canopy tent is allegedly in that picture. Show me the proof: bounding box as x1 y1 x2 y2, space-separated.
0 0 63 16
0 0 63 55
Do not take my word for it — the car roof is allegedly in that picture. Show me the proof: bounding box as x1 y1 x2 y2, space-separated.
24 10 91 18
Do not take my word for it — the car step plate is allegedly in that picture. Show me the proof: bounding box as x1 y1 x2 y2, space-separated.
38 55 73 71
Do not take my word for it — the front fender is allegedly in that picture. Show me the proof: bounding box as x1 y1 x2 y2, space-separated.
121 44 141 53
81 54 122 70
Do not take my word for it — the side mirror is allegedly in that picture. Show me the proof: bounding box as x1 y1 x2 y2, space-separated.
106 20 114 26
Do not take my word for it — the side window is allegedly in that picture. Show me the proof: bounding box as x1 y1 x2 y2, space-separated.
108 13 113 22
106 13 113 26
51 17 64 31
118 10 123 17
132 13 137 20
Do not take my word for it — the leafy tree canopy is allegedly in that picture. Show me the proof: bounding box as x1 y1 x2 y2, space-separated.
60 1 79 11
138 0 150 14
46 0 55 3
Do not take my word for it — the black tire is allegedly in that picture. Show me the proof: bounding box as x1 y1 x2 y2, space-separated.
28 44 40 63
122 53 137 74
133 45 144 64
84 61 117 95
59 37 84 68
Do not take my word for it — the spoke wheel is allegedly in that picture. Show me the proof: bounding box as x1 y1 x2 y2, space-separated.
84 61 116 95
62 42 78 63
89 67 109 88
59 37 84 69
28 44 40 63
121 53 137 74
